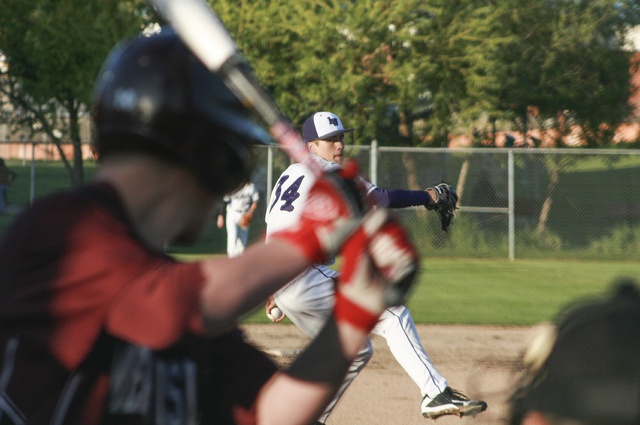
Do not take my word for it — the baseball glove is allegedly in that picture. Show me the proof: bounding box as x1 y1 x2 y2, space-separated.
426 183 458 232
238 213 252 229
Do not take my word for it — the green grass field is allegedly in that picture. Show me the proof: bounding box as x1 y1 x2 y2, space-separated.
175 256 639 326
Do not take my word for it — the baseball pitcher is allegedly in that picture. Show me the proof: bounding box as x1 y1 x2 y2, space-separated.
265 111 486 422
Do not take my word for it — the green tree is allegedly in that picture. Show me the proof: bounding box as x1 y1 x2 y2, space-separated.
212 0 510 148
487 0 640 233
0 0 147 186
493 0 640 147
211 0 639 151
395 1 511 146
211 0 385 139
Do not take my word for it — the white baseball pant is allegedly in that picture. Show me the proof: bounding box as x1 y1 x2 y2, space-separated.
225 210 249 258
273 265 449 423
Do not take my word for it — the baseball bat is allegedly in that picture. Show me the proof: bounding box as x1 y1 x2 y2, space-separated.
145 0 323 177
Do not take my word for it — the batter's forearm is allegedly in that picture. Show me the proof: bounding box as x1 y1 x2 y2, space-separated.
286 318 361 384
199 240 310 332
254 319 367 424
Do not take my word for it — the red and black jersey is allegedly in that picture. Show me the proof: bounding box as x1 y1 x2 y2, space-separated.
0 183 276 424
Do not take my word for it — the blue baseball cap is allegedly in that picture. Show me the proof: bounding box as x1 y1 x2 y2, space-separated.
302 112 354 143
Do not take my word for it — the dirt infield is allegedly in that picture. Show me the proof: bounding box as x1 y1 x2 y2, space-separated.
241 324 535 425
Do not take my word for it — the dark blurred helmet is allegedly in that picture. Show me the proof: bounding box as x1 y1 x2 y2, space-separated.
509 277 640 425
92 28 270 197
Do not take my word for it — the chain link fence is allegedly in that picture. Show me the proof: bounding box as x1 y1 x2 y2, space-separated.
3 143 638 261
250 145 640 261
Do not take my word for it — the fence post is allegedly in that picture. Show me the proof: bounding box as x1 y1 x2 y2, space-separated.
508 149 515 261
30 142 36 204
266 145 274 206
370 139 378 186
22 126 28 166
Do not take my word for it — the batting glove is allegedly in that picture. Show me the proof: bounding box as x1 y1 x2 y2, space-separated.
270 160 369 264
368 213 420 307
334 208 390 332
334 210 420 332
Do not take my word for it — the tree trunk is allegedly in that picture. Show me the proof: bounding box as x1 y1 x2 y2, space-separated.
536 159 560 234
398 108 426 216
457 158 470 208
398 109 412 147
401 152 421 191
69 103 84 187
398 108 420 189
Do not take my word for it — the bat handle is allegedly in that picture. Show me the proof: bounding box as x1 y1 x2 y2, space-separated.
221 59 281 125
221 60 323 177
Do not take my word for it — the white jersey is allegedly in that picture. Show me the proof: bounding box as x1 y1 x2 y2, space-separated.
225 182 259 215
265 157 374 239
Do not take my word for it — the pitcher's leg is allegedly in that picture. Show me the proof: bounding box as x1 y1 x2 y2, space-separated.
316 339 372 424
273 268 336 339
274 267 373 424
372 306 487 419
371 306 448 399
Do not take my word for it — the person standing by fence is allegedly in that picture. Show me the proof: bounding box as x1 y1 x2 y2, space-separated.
217 181 260 257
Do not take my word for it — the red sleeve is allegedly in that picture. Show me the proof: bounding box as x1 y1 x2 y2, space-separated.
105 259 206 348
47 204 206 368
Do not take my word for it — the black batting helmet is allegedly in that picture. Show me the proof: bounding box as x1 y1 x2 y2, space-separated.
509 277 640 425
92 27 270 197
